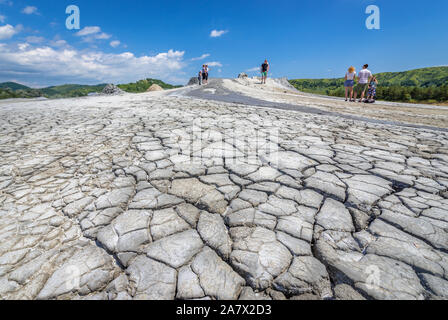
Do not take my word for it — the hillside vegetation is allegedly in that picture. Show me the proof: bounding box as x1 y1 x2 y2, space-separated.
118 78 182 93
0 78 181 100
0 88 43 100
0 82 32 91
290 66 448 103
40 84 107 98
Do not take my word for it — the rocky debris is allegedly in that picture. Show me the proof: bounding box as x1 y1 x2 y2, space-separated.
101 84 125 95
147 84 164 92
230 227 293 290
0 90 447 301
315 199 355 232
36 245 119 300
274 256 332 299
334 284 366 300
176 265 205 299
127 255 176 300
96 210 152 266
275 77 299 91
421 274 448 298
238 73 248 79
187 77 200 86
145 230 204 268
191 247 245 300
197 212 232 259
168 178 228 214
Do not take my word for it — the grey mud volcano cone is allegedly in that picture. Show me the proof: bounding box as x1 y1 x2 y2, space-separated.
187 77 200 86
102 84 125 95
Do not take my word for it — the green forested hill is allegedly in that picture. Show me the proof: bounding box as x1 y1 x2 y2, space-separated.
0 78 181 100
0 83 106 100
289 66 448 103
0 82 43 99
117 78 182 92
374 66 448 87
0 82 31 91
40 84 107 98
0 88 43 100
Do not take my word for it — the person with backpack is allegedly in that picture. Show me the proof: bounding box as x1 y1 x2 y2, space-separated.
261 60 270 84
366 75 378 103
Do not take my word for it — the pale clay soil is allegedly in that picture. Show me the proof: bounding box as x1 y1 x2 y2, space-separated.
219 78 448 129
0 78 447 300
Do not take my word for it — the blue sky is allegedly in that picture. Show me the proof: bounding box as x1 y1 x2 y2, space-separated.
0 0 447 87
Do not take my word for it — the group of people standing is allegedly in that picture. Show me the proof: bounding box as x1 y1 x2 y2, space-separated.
198 65 209 86
197 60 271 86
344 64 378 103
196 61 378 104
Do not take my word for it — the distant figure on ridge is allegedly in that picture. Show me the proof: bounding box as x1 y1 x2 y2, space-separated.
198 70 203 86
344 66 357 102
261 60 270 84
354 64 373 103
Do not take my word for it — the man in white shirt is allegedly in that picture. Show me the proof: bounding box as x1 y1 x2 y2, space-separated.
354 64 373 102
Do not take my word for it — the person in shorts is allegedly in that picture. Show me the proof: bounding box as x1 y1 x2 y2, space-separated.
354 64 372 102
261 60 269 84
202 65 209 85
344 66 357 102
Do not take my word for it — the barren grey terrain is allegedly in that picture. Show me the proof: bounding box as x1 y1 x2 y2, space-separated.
0 79 447 300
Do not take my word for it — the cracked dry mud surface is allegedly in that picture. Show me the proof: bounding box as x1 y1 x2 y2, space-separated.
1 87 448 300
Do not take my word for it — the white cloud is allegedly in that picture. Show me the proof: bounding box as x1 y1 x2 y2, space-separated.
0 43 186 86
95 32 111 40
51 39 68 47
191 53 210 61
210 30 228 38
0 15 6 23
22 6 38 15
205 61 222 67
18 43 29 51
76 26 111 42
110 40 121 48
246 67 260 72
26 36 45 43
0 24 18 40
76 26 100 36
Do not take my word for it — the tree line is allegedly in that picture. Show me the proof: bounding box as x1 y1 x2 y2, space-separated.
327 85 448 103
0 88 42 100
289 78 448 104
